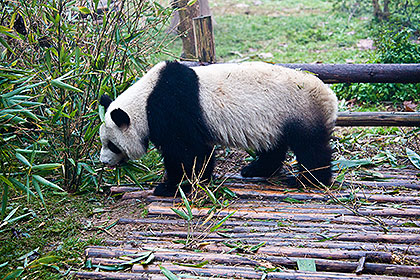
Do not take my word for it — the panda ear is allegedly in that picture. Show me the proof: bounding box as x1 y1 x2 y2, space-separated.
99 94 113 110
111 108 130 128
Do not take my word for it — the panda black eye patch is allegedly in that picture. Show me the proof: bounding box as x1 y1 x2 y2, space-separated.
108 141 122 154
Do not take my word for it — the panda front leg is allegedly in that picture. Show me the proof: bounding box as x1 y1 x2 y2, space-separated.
153 146 215 197
241 144 287 178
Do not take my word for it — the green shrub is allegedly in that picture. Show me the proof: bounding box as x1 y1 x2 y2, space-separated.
334 27 420 103
0 0 171 218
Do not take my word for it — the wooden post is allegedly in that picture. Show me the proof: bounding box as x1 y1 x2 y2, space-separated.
173 0 199 60
193 15 216 63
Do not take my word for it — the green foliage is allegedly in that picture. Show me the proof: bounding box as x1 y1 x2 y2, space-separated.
331 0 420 32
0 0 171 216
209 0 370 63
334 27 420 103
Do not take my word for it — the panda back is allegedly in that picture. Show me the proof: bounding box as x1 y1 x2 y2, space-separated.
193 62 337 151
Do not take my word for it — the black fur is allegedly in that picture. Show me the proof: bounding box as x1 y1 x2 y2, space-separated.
146 62 215 197
286 119 332 186
111 108 130 128
108 141 122 154
240 118 332 186
100 94 113 110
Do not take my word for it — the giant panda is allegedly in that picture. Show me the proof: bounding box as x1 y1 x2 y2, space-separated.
99 61 338 197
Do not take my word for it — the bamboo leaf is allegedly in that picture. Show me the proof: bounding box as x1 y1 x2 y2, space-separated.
5 211 34 225
297 259 316 272
15 149 48 154
171 208 189 221
201 185 220 207
51 102 68 123
31 163 62 171
2 206 20 223
32 179 46 209
210 211 236 232
331 158 373 171
1 178 9 218
2 268 24 280
406 148 420 169
50 79 82 93
249 241 266 252
121 252 153 265
78 6 91 15
178 187 192 220
2 81 46 98
173 260 209 268
32 175 64 192
15 152 31 167
142 252 155 265
160 266 179 280
0 25 20 40
29 255 60 267
187 0 198 6
0 36 14 54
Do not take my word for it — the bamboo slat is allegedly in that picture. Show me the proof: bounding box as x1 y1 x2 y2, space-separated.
79 167 420 279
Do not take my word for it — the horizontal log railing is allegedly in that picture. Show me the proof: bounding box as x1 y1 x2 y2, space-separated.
182 62 420 127
276 63 420 84
336 112 420 126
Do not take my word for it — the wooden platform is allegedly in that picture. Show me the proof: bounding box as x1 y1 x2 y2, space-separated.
76 168 420 280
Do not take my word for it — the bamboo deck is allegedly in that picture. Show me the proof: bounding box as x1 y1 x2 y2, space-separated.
76 167 420 280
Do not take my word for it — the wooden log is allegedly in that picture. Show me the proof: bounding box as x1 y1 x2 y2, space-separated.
193 15 216 63
74 271 149 279
117 217 420 234
224 186 420 204
120 190 153 200
134 262 415 279
110 186 142 194
84 249 420 277
146 202 409 226
336 112 420 127
276 63 420 84
131 227 420 244
88 238 420 257
74 268 415 280
181 62 420 84
351 180 420 190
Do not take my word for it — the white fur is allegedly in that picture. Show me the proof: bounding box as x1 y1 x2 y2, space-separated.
193 62 337 150
99 61 338 165
99 62 166 165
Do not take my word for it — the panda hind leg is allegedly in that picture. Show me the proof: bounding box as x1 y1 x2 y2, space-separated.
241 144 287 178
289 127 333 186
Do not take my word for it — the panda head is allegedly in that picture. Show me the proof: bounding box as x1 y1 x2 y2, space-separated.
99 94 148 167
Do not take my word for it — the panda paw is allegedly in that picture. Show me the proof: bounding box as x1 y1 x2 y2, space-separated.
241 164 273 178
153 182 192 197
153 183 176 197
